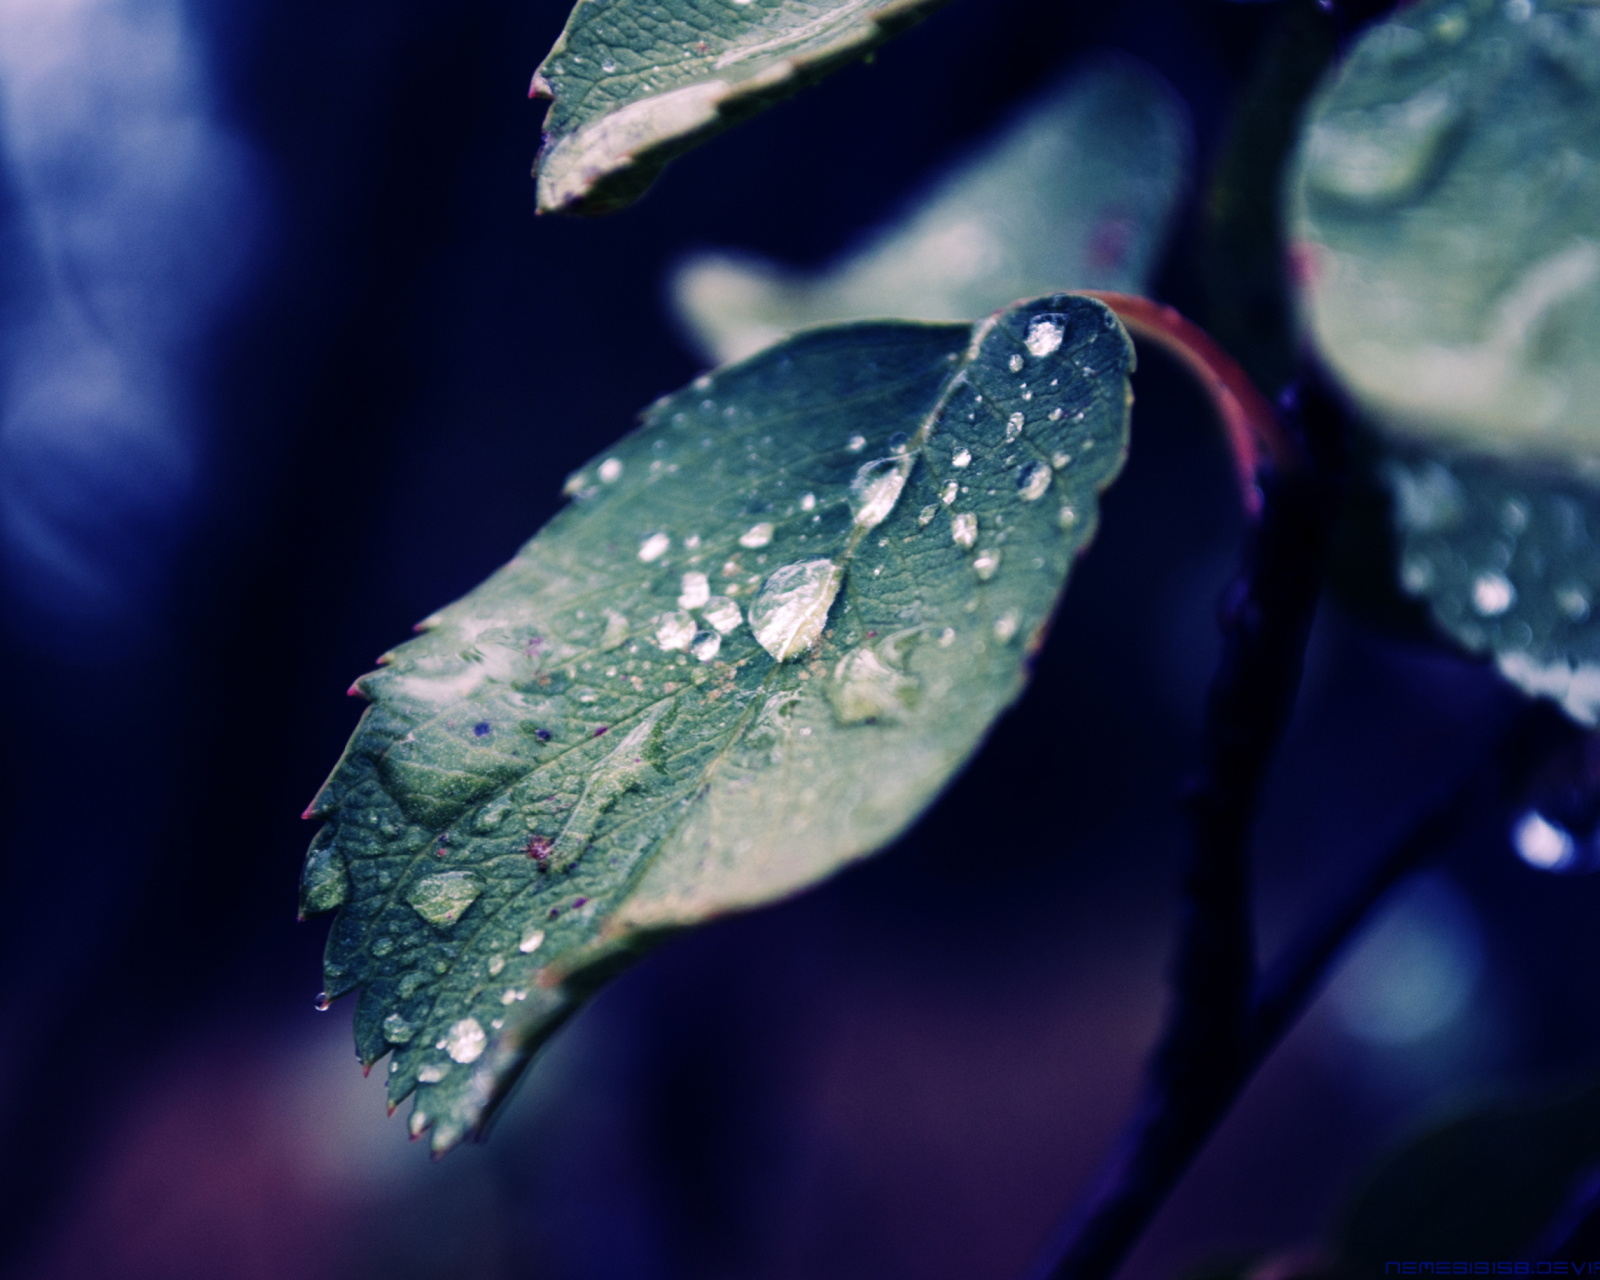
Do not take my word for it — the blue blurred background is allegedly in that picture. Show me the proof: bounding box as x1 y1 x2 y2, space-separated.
7 0 1600 1276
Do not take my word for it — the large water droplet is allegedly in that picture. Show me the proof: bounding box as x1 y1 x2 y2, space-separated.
951 512 978 548
678 571 710 609
749 559 842 661
301 842 348 914
1306 79 1464 204
445 1017 487 1064
639 532 671 562
520 927 546 953
739 522 774 548
407 871 483 926
656 610 696 650
702 596 743 634
830 645 919 724
417 1064 448 1084
1017 462 1051 502
953 448 972 468
598 457 622 482
800 492 816 511
1025 314 1066 357
314 992 332 1011
849 458 910 530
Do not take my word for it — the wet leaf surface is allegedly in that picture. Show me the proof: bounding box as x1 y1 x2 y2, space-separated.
302 294 1134 1151
672 57 1190 364
532 0 954 215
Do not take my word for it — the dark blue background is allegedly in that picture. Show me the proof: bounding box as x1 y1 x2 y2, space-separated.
6 1 1600 1275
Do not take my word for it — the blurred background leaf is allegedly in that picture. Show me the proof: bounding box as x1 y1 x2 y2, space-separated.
671 56 1190 364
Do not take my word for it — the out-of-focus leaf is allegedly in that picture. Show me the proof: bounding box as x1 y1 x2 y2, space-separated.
531 0 954 215
672 58 1191 364
1338 1077 1600 1262
1287 0 1600 464
1384 449 1600 725
301 295 1134 1152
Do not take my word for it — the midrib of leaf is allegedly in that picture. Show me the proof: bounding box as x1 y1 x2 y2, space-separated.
350 317 984 979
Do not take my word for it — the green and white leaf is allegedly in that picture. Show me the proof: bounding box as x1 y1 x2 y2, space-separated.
1384 447 1600 725
302 295 1134 1152
673 57 1191 364
532 0 955 215
1288 0 1600 464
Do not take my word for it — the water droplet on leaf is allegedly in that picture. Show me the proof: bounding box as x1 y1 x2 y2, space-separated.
749 559 842 661
951 513 978 548
740 522 774 548
849 458 910 530
445 1017 487 1064
1025 315 1066 357
656 610 696 650
1017 462 1051 502
639 532 670 562
407 872 483 927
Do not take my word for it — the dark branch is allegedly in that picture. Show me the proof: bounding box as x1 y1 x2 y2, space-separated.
1032 378 1343 1280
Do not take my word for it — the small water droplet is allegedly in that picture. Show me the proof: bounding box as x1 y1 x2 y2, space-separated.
888 431 910 454
639 532 671 562
1025 314 1066 357
740 522 774 548
1059 506 1078 528
1008 353 1024 373
600 57 618 73
445 1017 487 1064
488 954 505 976
1556 583 1592 622
656 610 696 650
994 612 1019 641
519 927 546 954
407 871 483 926
1006 412 1024 441
702 596 742 634
951 513 978 548
800 492 816 511
1472 572 1515 616
501 988 528 1005
918 505 938 527
601 608 629 649
690 630 722 662
973 549 1001 580
938 627 956 647
953 448 972 468
1017 462 1051 502
846 434 866 452
749 559 842 661
1513 810 1574 870
678 571 710 609
849 458 910 530
314 992 332 1012
598 457 623 482
938 480 957 506
1048 407 1063 422
1401 554 1435 592
417 1064 448 1084
383 1013 415 1042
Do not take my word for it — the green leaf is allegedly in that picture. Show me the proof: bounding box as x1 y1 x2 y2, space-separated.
672 57 1191 364
302 294 1134 1152
531 0 955 216
1338 1076 1600 1260
1383 446 1600 725
1288 0 1600 464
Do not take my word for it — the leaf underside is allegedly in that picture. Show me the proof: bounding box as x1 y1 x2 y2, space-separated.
671 57 1192 364
302 294 1135 1152
531 0 956 215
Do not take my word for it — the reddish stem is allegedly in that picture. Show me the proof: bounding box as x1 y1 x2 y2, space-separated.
1079 291 1297 515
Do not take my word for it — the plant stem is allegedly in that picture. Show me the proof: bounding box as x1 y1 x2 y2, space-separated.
1029 372 1584 1280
